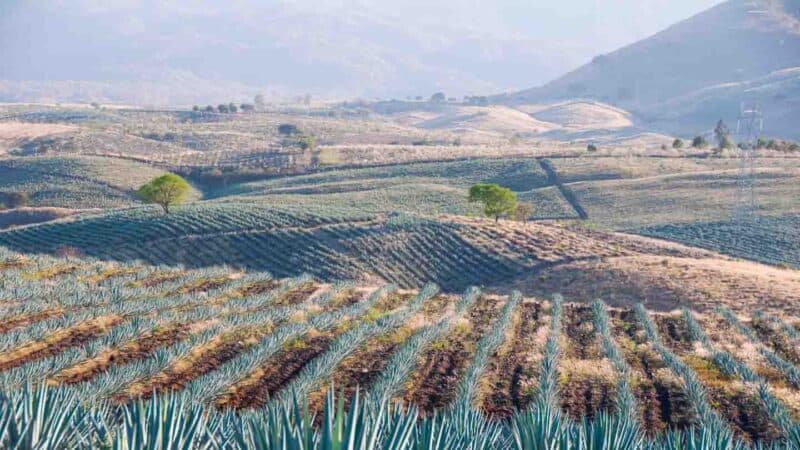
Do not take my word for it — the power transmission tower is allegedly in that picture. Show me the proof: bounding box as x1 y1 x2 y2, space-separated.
734 101 764 222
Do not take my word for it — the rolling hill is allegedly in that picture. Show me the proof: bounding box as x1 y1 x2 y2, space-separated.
503 0 800 139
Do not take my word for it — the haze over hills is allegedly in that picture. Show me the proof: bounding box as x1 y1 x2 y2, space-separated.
503 0 800 139
0 0 719 105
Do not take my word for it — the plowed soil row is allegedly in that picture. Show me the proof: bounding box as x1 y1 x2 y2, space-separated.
305 294 456 414
655 314 782 443
0 308 65 334
215 331 336 410
0 315 125 371
751 317 800 366
610 309 694 434
480 301 542 419
402 296 502 415
274 282 319 306
113 324 272 403
559 304 613 421
48 323 193 385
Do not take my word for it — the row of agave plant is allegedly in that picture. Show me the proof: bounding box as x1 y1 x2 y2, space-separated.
3 293 800 448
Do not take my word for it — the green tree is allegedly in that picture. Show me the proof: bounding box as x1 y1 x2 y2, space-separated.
672 138 684 149
137 174 191 214
587 144 598 152
468 183 517 222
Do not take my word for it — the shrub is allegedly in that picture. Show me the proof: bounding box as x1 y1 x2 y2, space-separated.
587 144 598 152
0 192 29 209
278 124 300 136
692 136 708 148
672 139 684 149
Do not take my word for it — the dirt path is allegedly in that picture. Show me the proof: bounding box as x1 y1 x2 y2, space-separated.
537 158 588 220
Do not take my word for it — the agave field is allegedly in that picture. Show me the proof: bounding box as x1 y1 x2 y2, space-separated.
0 204 703 292
639 215 800 269
1 247 800 448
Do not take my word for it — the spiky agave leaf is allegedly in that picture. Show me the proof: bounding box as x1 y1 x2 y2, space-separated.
112 391 215 450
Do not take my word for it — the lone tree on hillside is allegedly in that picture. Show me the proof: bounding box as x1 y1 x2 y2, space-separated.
514 202 534 225
137 174 191 214
468 183 517 222
672 138 684 149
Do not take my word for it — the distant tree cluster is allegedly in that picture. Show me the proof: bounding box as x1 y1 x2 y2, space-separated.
464 96 489 106
192 100 256 114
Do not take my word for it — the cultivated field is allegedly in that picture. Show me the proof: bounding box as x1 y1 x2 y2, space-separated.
1 246 800 448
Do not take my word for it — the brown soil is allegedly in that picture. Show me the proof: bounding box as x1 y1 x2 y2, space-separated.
751 317 800 365
654 314 693 354
274 282 319 306
662 319 784 444
126 272 183 289
563 304 601 359
480 301 542 418
166 276 234 297
711 386 782 443
305 291 452 414
373 292 416 311
326 288 364 310
215 332 335 410
48 323 191 385
234 280 280 298
82 267 140 284
0 308 65 334
610 309 695 434
0 315 124 371
402 296 501 415
0 257 28 272
559 374 616 421
23 264 80 281
114 325 270 402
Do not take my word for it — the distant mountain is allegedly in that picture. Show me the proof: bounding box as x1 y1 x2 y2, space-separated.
501 0 800 139
0 1 595 106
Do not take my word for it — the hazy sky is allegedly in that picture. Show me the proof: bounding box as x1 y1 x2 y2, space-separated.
0 0 728 102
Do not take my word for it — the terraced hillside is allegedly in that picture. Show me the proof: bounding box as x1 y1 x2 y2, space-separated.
2 248 800 448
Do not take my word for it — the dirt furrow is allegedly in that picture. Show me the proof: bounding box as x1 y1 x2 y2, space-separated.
0 315 125 371
48 323 193 385
0 308 66 334
480 301 543 418
402 296 501 415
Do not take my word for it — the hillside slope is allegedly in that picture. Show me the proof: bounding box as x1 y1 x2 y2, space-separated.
0 204 798 315
504 0 800 138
